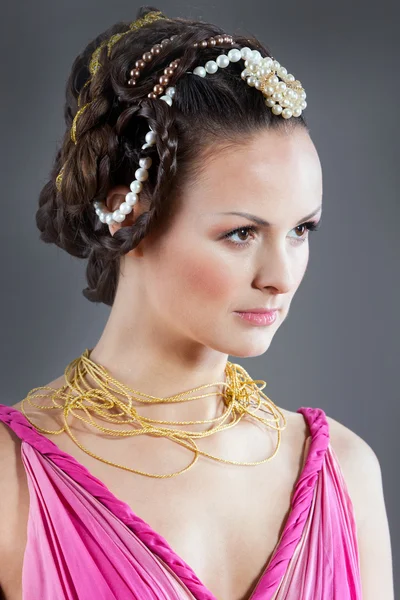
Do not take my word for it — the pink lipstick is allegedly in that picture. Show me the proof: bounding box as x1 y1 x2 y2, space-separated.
234 310 278 326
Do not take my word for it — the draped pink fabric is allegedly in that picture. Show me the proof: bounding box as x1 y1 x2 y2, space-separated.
0 404 362 599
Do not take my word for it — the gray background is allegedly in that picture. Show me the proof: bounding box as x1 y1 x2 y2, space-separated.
0 0 398 592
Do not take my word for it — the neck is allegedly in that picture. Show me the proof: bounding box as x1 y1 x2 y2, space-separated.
86 320 230 433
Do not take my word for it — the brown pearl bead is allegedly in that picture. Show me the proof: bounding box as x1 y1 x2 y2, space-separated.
131 69 141 78
151 44 162 55
164 67 174 76
148 92 157 98
159 75 169 85
143 52 153 62
160 38 170 47
135 59 146 69
127 79 136 86
215 35 224 44
170 59 180 68
153 84 164 94
209 38 216 46
193 42 198 47
200 40 208 48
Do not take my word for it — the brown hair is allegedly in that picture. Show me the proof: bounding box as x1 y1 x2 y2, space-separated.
36 5 308 306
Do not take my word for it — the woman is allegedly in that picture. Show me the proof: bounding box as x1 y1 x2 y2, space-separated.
0 6 394 600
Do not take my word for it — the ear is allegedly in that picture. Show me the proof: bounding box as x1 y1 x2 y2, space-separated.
105 184 137 237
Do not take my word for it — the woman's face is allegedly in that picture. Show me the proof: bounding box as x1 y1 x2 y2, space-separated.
119 126 323 359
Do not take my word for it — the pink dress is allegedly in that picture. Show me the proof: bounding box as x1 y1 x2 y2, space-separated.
0 404 362 599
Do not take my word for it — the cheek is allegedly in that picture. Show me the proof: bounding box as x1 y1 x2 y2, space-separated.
165 242 237 303
180 253 234 301
291 247 309 292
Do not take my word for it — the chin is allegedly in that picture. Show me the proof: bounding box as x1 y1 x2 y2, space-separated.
224 337 274 359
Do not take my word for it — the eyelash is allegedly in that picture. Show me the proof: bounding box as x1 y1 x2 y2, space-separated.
223 220 321 248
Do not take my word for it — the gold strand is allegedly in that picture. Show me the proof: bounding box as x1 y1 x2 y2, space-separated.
21 348 287 479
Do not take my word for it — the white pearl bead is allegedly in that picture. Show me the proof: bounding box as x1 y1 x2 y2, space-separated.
255 80 262 90
125 192 138 206
292 107 302 117
240 47 252 59
105 213 114 225
251 50 262 64
141 142 152 150
160 94 173 106
241 70 248 80
119 202 133 215
273 60 281 69
271 105 283 115
130 180 142 193
165 86 176 97
205 60 218 74
216 54 230 68
247 76 256 86
227 48 241 62
265 98 275 107
193 66 206 77
114 213 126 223
286 74 295 82
135 168 149 181
139 157 152 169
112 210 121 220
99 212 107 223
145 130 157 145
282 108 293 119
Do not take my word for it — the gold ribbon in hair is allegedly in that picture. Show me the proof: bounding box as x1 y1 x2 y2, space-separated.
56 10 168 191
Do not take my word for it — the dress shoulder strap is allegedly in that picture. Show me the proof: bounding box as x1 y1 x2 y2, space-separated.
297 405 330 441
0 403 68 457
294 406 330 499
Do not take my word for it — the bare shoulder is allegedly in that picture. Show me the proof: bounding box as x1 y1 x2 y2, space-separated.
9 373 68 426
325 412 394 599
324 413 381 521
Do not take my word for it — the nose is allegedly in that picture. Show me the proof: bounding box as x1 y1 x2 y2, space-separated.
253 245 301 295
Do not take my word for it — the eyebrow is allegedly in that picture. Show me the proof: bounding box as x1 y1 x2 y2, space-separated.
214 205 322 227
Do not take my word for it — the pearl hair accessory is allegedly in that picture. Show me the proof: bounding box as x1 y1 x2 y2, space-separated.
94 42 307 226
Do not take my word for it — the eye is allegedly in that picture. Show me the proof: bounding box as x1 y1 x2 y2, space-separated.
222 225 258 247
288 220 321 244
222 220 321 248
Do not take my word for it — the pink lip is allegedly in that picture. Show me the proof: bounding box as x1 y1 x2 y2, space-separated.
234 310 278 326
237 308 279 313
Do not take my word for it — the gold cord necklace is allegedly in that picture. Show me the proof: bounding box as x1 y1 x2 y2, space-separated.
21 348 287 478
